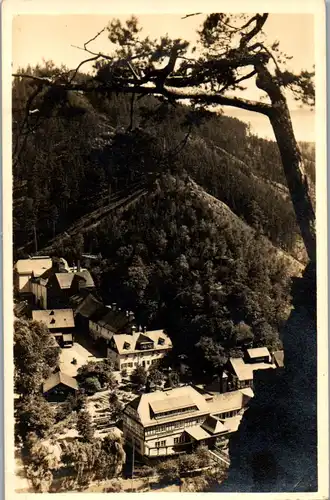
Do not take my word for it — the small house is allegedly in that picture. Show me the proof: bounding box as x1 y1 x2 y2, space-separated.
32 309 75 347
14 256 53 295
43 371 78 402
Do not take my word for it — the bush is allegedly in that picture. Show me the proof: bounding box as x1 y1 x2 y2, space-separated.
103 479 123 492
130 366 147 387
77 410 94 442
157 459 179 483
82 376 102 395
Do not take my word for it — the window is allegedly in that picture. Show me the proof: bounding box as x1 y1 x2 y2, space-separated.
174 436 185 444
127 363 133 368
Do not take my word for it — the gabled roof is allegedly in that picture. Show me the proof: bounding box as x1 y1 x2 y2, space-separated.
112 329 172 355
229 356 276 381
55 273 75 289
43 371 78 393
273 350 284 368
207 389 253 415
150 395 195 414
185 425 212 441
69 289 91 309
246 347 271 360
202 415 227 434
15 257 52 276
97 308 131 332
32 309 75 329
125 386 209 427
72 270 95 288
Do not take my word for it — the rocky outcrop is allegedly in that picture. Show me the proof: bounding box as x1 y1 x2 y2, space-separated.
218 262 317 492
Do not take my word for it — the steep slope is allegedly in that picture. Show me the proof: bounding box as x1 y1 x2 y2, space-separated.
186 178 304 277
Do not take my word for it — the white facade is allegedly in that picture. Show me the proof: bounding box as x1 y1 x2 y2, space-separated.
89 319 114 341
122 386 254 458
108 347 170 373
107 330 172 374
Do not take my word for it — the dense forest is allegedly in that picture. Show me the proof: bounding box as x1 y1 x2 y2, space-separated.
13 64 314 378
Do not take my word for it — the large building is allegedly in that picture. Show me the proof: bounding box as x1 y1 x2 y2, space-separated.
122 385 253 457
107 328 172 374
31 258 95 309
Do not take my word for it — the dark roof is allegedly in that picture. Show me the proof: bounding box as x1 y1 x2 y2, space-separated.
69 289 91 308
90 307 131 333
75 293 104 319
273 350 284 368
128 396 141 411
71 270 95 288
43 371 78 393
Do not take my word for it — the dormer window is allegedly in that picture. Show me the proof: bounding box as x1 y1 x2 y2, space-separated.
124 342 131 350
158 338 165 345
50 318 56 324
49 311 54 315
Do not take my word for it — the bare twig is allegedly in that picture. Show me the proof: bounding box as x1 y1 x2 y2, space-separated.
181 13 202 20
69 54 102 83
84 27 106 51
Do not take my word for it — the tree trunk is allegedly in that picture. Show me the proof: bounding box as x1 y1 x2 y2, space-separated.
268 103 316 262
256 65 316 262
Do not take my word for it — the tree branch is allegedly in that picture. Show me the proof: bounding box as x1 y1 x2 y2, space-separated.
239 13 268 49
181 13 202 20
12 72 272 116
84 27 106 51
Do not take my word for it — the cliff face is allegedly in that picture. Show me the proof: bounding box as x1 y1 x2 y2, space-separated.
219 262 317 492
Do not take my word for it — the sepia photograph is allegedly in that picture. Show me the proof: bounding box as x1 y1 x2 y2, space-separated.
3 0 327 496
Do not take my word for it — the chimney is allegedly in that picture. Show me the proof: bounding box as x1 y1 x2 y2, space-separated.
131 325 137 335
77 259 81 272
143 326 147 333
112 303 117 311
220 371 228 394
138 325 142 332
128 311 135 322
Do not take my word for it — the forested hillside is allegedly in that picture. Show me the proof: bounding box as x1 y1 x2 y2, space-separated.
13 64 314 377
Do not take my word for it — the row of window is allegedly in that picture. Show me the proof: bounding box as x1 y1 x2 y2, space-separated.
216 410 239 419
145 416 205 436
121 359 158 369
174 435 186 444
154 435 186 448
123 416 144 438
154 405 198 420
120 350 168 360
